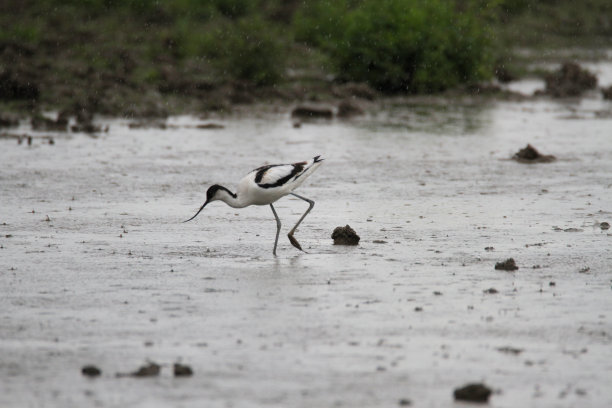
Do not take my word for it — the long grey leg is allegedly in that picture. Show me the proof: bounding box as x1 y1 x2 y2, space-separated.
270 203 281 256
287 192 314 252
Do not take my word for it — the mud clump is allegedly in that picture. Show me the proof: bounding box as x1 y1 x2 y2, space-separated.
291 105 333 119
454 383 492 403
543 62 597 97
495 258 518 271
173 363 193 377
117 362 160 377
81 365 102 377
332 225 360 245
512 144 556 163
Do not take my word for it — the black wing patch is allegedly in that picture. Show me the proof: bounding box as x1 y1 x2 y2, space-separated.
254 164 281 183
256 163 305 189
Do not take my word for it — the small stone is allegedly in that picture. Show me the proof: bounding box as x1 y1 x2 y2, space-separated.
173 363 193 377
483 288 499 294
600 222 610 230
81 365 101 377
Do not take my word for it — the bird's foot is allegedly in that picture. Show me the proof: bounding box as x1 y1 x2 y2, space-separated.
288 234 304 252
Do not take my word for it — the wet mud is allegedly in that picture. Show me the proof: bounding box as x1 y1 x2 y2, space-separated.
1 91 612 407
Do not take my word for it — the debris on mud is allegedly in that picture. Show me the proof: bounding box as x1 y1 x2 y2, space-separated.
512 144 556 163
542 62 597 97
196 123 224 129
600 222 610 230
372 240 387 244
81 365 101 377
117 362 160 378
128 120 172 130
331 225 360 245
337 100 364 118
453 383 493 403
398 398 412 406
579 267 590 274
483 288 499 294
497 346 523 355
484 246 494 251
173 363 193 377
554 227 583 233
291 105 333 119
495 258 518 271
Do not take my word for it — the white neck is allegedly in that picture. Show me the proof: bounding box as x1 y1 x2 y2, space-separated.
217 189 248 208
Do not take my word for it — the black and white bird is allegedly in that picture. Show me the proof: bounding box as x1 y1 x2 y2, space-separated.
184 156 324 255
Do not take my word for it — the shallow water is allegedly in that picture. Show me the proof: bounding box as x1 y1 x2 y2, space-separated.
1 94 612 407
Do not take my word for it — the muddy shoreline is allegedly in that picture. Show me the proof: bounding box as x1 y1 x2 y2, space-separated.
2 86 612 406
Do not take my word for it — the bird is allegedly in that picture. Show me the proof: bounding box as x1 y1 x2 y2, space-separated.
184 155 324 256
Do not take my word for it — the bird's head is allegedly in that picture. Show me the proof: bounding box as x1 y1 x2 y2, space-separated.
183 184 235 223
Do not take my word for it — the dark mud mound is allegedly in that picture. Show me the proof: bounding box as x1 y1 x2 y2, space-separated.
544 62 597 97
454 383 492 403
495 258 518 271
332 225 360 245
337 100 364 118
117 362 160 377
512 144 556 163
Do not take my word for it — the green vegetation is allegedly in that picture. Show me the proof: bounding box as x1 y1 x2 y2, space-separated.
321 0 492 92
0 0 610 115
